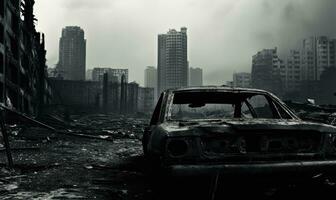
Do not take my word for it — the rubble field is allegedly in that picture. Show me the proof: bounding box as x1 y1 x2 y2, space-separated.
0 114 336 199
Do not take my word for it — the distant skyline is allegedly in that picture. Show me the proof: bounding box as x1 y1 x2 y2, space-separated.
35 0 336 86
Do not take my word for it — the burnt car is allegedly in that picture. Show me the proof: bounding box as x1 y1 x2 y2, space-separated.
143 87 336 180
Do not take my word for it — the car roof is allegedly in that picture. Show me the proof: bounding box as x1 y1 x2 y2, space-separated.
165 86 269 94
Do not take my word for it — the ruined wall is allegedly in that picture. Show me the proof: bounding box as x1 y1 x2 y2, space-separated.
50 79 152 115
50 79 100 109
0 0 51 115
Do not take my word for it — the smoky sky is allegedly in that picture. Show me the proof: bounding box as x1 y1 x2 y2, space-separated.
35 0 336 86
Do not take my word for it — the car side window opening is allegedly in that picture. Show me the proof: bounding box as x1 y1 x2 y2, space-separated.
241 101 253 119
169 92 286 121
245 95 275 119
272 101 292 119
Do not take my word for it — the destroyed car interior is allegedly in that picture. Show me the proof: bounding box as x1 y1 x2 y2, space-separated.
169 91 294 120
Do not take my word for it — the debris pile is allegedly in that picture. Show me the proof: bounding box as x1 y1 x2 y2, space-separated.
67 114 148 141
286 101 336 125
0 114 150 199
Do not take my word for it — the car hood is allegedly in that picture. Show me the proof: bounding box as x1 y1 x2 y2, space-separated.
159 119 336 137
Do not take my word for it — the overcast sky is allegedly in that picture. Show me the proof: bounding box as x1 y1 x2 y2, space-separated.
34 0 336 86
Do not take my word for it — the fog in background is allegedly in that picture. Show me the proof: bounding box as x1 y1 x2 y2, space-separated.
35 0 336 86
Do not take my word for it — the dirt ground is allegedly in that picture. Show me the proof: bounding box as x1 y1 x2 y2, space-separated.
1 115 336 200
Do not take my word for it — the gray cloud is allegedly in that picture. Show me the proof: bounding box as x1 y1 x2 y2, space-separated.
62 0 112 10
34 0 336 86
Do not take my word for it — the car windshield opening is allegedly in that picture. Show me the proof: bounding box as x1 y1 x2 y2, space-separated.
169 91 280 121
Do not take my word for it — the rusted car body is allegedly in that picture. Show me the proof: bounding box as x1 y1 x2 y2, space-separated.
143 87 336 179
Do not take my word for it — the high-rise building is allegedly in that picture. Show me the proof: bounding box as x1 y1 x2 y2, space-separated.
144 66 157 97
251 48 284 95
301 36 336 81
284 50 301 92
127 82 139 114
233 72 251 88
249 37 336 102
92 68 128 83
281 36 336 102
189 67 203 86
58 26 86 80
158 27 188 96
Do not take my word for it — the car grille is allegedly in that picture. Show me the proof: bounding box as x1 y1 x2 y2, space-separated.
201 132 323 157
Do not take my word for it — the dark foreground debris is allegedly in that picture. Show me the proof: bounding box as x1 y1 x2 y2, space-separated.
1 114 336 199
0 114 149 199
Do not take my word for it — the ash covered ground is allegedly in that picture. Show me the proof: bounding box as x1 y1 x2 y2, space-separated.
0 114 336 200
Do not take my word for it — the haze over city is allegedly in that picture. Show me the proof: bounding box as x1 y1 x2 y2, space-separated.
34 0 336 86
2 0 336 199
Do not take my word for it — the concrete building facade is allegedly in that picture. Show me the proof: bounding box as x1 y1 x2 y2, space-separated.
58 26 86 80
138 87 154 114
251 48 284 96
158 27 188 96
189 67 203 87
285 50 302 92
233 72 251 88
284 36 336 102
0 0 51 115
301 36 336 81
92 68 128 83
249 37 336 103
144 66 157 100
50 78 153 115
144 66 157 89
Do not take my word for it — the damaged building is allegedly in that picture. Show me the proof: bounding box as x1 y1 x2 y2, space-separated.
92 67 128 83
251 48 285 96
50 74 155 114
252 37 336 104
0 0 51 116
138 87 154 114
49 79 101 111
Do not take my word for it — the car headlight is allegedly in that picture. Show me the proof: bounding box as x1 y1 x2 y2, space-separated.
166 139 189 157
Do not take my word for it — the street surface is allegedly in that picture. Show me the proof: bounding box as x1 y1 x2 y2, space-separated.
0 115 336 199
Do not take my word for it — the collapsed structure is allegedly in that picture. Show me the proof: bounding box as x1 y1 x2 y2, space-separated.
0 0 51 116
50 75 155 114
